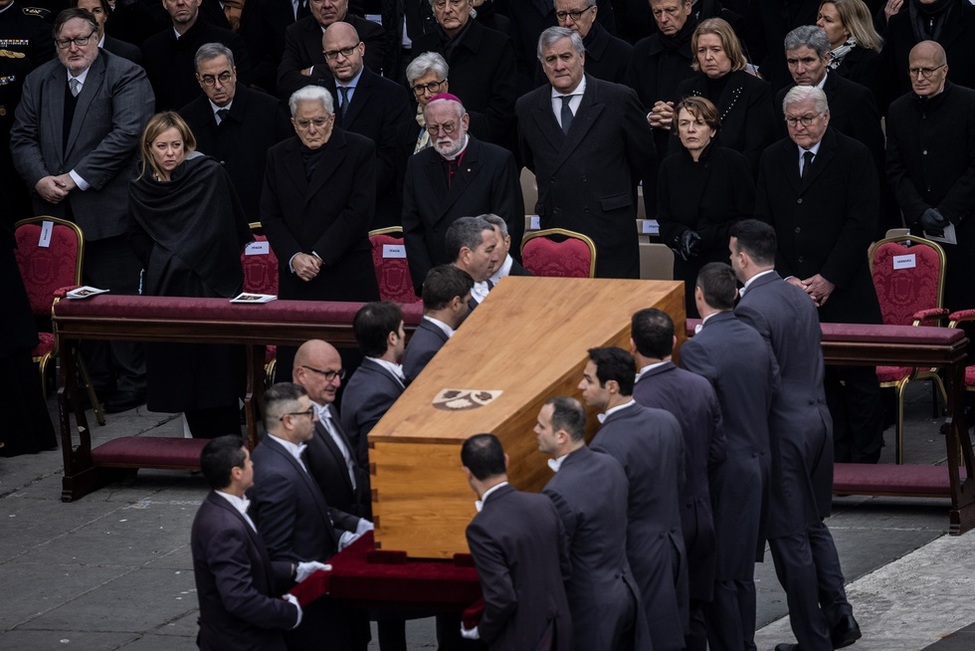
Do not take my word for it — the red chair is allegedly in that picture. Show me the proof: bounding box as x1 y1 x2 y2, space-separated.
241 222 279 381
369 227 420 303
520 228 596 278
14 216 104 424
869 234 948 463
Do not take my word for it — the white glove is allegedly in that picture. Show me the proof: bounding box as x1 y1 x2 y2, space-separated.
355 518 374 535
338 530 362 550
283 593 303 628
295 561 331 583
460 624 480 640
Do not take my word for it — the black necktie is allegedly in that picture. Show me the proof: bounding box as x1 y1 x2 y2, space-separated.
216 108 229 125
337 87 349 123
801 150 814 179
560 96 573 135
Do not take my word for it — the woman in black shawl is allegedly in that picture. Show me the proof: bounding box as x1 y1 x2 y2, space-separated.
129 112 252 438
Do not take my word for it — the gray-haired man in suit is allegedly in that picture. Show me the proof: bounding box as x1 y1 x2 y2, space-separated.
11 7 154 413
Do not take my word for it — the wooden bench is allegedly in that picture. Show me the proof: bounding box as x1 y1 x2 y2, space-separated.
685 318 975 534
53 295 423 502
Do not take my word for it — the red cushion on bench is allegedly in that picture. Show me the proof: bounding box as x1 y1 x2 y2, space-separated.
821 323 964 345
833 463 966 497
91 437 208 469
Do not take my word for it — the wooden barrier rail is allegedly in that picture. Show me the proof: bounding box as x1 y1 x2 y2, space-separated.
53 295 423 502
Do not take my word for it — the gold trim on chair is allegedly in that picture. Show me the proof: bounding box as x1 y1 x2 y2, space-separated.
520 228 598 278
368 226 405 238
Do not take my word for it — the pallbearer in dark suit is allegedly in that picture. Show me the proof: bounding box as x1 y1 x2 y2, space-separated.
536 396 648 651
322 21 412 229
631 307 724 651
461 433 572 651
729 221 860 651
191 435 302 651
517 27 655 278
581 347 688 651
679 262 773 651
402 264 473 382
250 383 373 651
757 85 884 465
180 42 291 219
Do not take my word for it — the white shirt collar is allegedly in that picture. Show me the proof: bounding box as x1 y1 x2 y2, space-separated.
268 433 307 468
598 399 636 423
489 254 514 285
210 98 233 115
547 454 569 473
470 280 491 303
635 360 668 383
423 315 455 338
551 75 586 99
215 491 256 531
66 66 90 86
740 268 777 295
474 481 509 512
98 34 106 48
368 357 406 383
816 71 828 90
797 139 823 160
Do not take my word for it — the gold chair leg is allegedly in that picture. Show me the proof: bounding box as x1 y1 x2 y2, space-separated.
75 352 106 426
895 378 908 465
36 354 51 399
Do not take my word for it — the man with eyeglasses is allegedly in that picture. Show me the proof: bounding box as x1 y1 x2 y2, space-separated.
540 0 629 85
402 92 522 293
888 40 975 319
276 0 385 99
250 382 373 651
180 42 290 217
141 0 251 110
11 8 154 414
322 21 412 229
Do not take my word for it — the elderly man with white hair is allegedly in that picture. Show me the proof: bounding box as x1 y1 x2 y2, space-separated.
401 92 523 294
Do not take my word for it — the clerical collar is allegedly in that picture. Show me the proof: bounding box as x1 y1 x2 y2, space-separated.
598 399 635 423
474 481 509 512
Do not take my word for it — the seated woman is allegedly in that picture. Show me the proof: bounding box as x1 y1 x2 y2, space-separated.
676 18 775 177
129 112 252 438
261 85 380 379
657 97 754 317
817 0 885 108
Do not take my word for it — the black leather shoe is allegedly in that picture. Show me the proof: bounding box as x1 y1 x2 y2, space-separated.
832 613 862 648
774 644 799 651
104 391 146 414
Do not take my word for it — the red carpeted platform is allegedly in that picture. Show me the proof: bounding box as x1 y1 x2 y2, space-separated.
90 437 208 470
833 463 967 498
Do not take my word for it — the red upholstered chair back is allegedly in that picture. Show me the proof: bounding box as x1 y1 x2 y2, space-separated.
241 224 279 295
369 227 420 303
869 236 946 326
14 216 84 316
520 228 597 278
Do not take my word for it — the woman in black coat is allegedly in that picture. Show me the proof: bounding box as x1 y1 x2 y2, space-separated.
817 0 886 108
129 111 252 438
676 18 775 177
657 97 754 317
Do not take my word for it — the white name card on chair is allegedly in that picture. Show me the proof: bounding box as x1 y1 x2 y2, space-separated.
38 220 54 248
893 254 916 270
382 244 407 259
244 241 269 255
642 220 660 235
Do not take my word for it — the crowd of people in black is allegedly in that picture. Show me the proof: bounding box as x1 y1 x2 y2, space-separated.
3 0 974 648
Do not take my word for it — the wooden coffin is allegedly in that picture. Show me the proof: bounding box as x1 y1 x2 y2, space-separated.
370 276 685 558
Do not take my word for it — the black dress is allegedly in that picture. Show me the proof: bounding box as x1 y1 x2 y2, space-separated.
128 153 252 434
657 144 755 316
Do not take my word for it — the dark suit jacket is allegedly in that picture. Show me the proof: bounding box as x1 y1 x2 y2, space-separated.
240 0 300 93
141 18 252 111
10 49 154 241
466 483 572 651
679 311 772 578
180 85 292 218
830 45 884 112
542 446 647 651
756 128 882 325
276 14 386 99
305 404 368 518
633 361 724 603
676 69 776 176
261 131 380 302
402 135 523 291
517 74 655 278
339 358 404 479
325 66 412 228
402 317 449 381
734 271 833 537
191 492 297 651
102 35 142 65
591 401 688 651
411 19 517 146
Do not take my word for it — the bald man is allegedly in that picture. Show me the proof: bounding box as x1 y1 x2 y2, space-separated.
887 40 975 316
292 340 367 517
